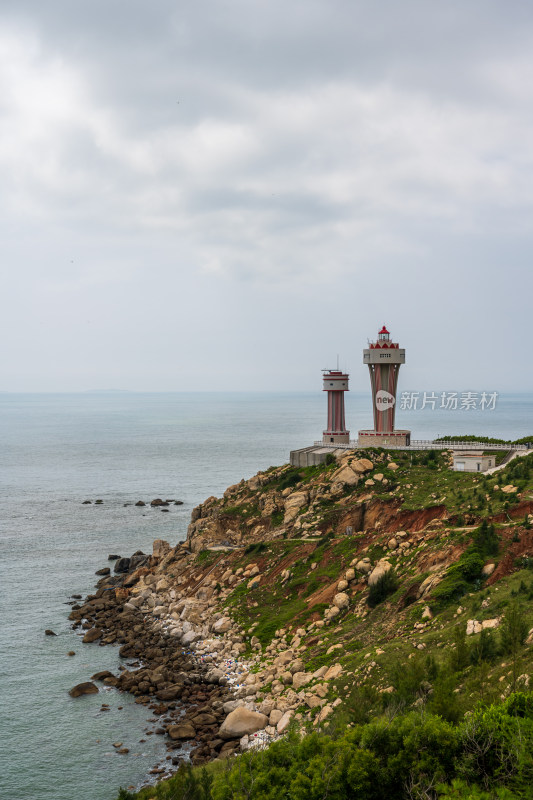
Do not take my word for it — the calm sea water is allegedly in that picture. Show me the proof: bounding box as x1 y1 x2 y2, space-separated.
1 391 532 800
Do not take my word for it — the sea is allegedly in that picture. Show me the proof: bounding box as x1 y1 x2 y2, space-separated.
1 391 532 800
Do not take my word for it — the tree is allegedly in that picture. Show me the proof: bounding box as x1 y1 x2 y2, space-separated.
500 601 529 691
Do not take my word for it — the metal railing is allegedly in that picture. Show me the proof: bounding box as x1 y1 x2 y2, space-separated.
312 439 530 452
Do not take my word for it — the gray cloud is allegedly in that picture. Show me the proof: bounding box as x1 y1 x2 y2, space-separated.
1 1 532 391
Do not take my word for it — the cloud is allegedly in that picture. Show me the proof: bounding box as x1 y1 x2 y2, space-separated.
0 2 532 390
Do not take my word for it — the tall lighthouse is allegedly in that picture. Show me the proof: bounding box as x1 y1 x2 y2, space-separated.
358 325 411 447
322 369 350 445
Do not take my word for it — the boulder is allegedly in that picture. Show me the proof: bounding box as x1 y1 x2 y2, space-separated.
114 557 131 574
482 563 495 577
355 559 372 574
333 592 349 610
156 683 184 701
191 712 218 726
466 619 482 636
292 672 312 690
91 670 114 681
219 708 268 739
168 722 196 740
482 618 500 630
337 580 348 592
324 663 343 680
269 709 283 726
69 682 98 698
276 710 294 734
82 628 103 643
351 458 374 473
153 539 171 558
331 465 360 487
182 630 201 646
44 629 57 636
417 573 443 598
368 562 392 587
213 616 232 634
135 500 146 506
283 491 308 523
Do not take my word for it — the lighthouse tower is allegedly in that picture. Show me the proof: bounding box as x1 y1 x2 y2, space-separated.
322 369 350 445
358 325 411 447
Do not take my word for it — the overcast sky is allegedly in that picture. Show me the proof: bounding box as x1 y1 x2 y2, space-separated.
2 0 532 393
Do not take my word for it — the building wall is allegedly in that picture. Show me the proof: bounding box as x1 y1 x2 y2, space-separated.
357 430 411 447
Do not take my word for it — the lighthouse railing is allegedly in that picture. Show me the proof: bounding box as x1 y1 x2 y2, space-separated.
313 440 529 452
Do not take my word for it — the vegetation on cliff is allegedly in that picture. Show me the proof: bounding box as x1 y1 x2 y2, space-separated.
107 447 533 799
118 692 533 799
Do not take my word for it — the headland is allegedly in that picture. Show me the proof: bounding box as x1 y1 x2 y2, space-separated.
70 444 533 798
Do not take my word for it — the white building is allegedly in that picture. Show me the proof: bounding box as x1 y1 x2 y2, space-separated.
453 451 496 473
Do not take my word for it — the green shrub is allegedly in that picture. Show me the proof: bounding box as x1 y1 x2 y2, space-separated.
500 600 529 655
469 629 498 665
244 541 268 556
367 568 398 607
449 625 470 672
473 520 499 557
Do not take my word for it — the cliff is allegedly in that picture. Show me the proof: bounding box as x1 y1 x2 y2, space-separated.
71 447 533 795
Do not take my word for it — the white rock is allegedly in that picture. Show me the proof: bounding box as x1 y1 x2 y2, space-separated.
213 616 232 634
219 708 268 739
182 630 201 645
276 710 294 734
333 592 349 610
292 672 312 690
466 619 482 636
324 663 343 680
269 709 283 726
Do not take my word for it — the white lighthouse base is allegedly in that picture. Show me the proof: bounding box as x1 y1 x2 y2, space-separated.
357 430 411 447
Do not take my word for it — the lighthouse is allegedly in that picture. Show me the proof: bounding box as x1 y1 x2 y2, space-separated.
322 369 350 445
358 325 411 447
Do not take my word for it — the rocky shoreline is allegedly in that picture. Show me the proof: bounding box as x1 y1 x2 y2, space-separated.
68 537 294 782
68 549 249 778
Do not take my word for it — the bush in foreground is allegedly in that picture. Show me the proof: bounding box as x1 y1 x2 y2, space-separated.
118 692 533 800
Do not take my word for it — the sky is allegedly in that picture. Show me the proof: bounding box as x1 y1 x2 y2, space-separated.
1 0 533 393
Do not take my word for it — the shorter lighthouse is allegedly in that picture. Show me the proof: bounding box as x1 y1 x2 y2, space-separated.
322 369 350 444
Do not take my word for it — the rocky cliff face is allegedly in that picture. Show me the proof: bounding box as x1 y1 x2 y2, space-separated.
185 451 452 553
